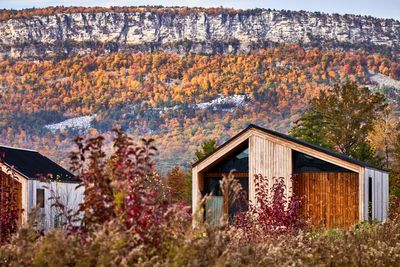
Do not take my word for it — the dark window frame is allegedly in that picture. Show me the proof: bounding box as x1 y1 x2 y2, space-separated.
36 188 45 208
368 176 373 221
292 150 355 173
207 141 249 173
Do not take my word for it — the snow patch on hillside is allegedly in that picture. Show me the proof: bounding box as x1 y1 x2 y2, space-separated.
369 72 400 90
45 115 96 133
157 94 247 114
196 94 246 110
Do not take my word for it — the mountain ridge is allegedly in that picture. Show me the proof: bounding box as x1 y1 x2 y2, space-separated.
1 7 400 59
2 6 399 22
1 7 400 172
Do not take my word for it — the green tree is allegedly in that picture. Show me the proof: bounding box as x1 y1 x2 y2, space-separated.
389 129 400 217
166 166 192 204
194 139 218 162
290 107 332 149
392 128 400 168
291 81 386 164
349 140 383 167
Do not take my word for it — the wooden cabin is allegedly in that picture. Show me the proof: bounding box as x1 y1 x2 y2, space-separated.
192 124 389 228
0 145 83 230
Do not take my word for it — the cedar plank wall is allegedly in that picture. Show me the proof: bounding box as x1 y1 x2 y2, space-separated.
249 129 365 221
250 134 360 227
193 128 389 226
249 134 292 202
0 171 22 224
293 172 359 228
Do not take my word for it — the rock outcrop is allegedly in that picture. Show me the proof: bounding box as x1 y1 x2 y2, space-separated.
1 8 399 59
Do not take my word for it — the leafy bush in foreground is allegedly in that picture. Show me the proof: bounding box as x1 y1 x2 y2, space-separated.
1 219 400 266
232 174 305 241
1 131 400 266
0 157 20 244
70 130 191 250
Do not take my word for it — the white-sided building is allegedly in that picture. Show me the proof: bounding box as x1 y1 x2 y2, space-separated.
0 145 83 230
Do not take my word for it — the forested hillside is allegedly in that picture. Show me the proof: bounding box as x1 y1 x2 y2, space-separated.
2 6 400 266
1 44 399 171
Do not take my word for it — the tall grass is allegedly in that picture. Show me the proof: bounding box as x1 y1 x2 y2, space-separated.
1 131 399 266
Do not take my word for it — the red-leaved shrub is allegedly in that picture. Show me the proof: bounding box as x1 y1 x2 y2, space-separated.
389 195 400 220
0 156 20 244
232 174 305 241
69 129 191 247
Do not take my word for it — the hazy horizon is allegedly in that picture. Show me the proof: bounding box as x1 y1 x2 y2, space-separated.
1 0 400 20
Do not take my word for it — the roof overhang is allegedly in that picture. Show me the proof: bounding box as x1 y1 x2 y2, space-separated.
0 160 81 184
193 124 387 174
0 160 29 182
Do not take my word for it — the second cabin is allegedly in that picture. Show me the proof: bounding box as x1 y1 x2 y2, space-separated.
192 124 389 228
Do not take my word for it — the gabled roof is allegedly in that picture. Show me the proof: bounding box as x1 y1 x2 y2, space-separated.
192 124 386 172
0 145 79 183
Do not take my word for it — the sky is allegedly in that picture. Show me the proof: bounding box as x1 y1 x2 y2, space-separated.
0 0 400 20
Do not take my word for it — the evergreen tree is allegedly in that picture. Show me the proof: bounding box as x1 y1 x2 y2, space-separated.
290 81 386 165
349 141 384 168
194 139 218 162
290 107 332 149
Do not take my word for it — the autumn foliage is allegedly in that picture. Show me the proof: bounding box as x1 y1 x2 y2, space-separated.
1 130 400 265
232 174 305 241
1 46 399 118
67 130 192 247
1 45 399 172
0 157 20 244
0 6 254 21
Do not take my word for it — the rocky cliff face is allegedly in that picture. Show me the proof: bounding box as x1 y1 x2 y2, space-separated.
1 9 399 59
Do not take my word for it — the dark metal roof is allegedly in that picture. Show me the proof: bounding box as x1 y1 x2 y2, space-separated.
192 124 387 172
0 145 79 183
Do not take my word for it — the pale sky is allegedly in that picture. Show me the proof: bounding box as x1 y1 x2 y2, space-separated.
1 0 400 20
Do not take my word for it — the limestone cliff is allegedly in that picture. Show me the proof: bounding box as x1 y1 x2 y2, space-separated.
0 8 399 58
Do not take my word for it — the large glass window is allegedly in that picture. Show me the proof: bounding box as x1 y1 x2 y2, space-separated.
204 176 249 222
292 150 354 173
203 141 249 222
207 142 249 173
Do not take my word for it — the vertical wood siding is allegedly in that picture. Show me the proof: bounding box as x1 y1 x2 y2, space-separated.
293 172 359 228
383 172 389 220
364 168 389 221
249 134 292 203
27 180 84 230
192 166 199 218
0 172 22 223
192 128 389 226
